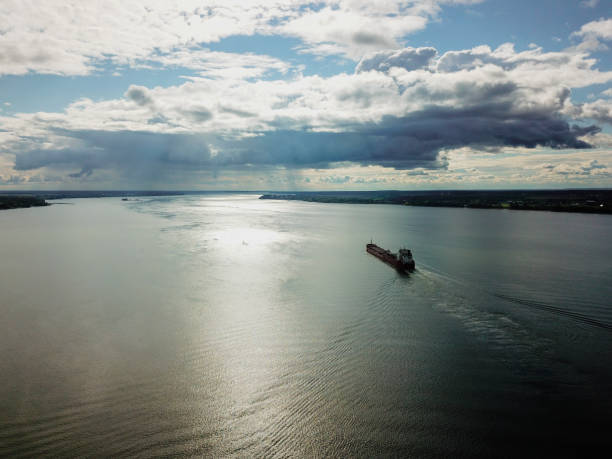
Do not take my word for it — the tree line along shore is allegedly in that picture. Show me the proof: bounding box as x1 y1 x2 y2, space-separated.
260 190 612 214
0 195 49 210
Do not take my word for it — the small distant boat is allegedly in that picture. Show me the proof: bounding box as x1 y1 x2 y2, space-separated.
366 242 415 272
121 198 129 201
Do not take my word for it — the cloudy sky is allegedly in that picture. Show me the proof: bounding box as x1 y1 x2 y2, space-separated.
1 0 611 190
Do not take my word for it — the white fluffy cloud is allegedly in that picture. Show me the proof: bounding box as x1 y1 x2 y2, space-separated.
573 18 612 41
571 99 612 124
0 0 298 75
281 4 428 59
571 18 612 51
0 0 485 76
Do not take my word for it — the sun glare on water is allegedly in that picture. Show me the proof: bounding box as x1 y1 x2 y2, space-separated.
212 227 282 248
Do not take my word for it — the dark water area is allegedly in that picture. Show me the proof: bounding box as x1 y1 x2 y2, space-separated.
1 194 611 457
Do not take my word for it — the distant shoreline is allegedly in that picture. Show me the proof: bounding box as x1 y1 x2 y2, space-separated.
0 190 187 201
2 189 610 214
0 190 186 211
260 190 612 214
0 195 49 211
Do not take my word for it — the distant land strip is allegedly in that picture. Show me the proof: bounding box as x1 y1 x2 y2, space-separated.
259 190 612 214
0 191 187 211
0 195 49 210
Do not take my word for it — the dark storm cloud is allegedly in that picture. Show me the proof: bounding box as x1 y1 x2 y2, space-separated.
13 130 214 177
218 129 442 169
12 105 600 175
68 167 93 178
14 147 94 170
218 105 598 169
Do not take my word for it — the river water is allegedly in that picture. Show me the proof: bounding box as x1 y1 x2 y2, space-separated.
1 194 611 457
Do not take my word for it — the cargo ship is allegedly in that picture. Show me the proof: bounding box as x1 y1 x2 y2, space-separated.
366 242 415 272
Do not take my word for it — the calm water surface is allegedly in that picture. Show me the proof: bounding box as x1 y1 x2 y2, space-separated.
1 194 611 457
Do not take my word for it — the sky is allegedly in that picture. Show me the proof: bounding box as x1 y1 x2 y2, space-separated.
0 0 611 190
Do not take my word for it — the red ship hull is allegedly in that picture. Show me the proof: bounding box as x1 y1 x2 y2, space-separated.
366 243 415 272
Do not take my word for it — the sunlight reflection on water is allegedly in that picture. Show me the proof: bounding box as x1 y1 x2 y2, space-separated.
1 195 611 457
